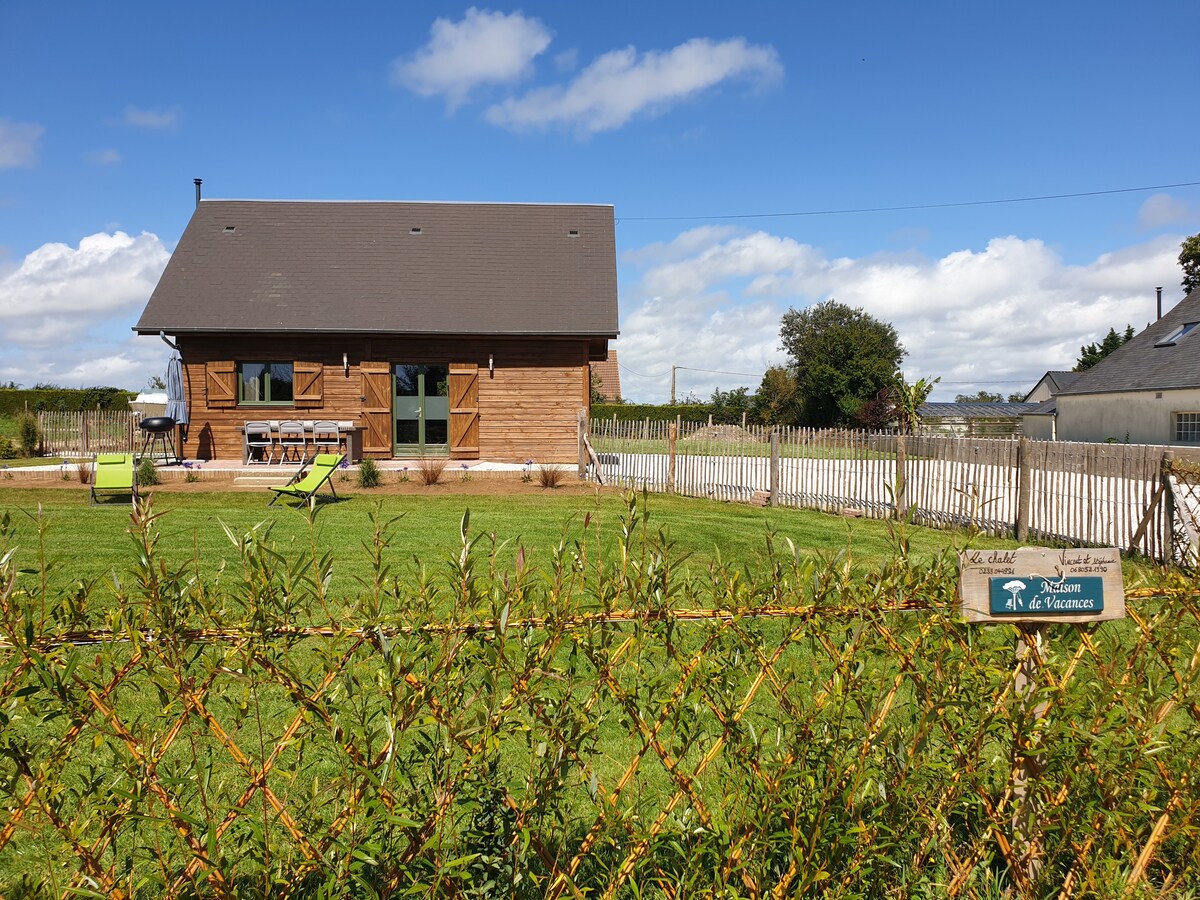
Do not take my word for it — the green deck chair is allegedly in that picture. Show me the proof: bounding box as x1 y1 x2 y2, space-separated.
267 453 345 507
90 453 138 507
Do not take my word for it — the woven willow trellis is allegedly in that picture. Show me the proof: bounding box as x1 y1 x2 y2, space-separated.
1 502 1199 897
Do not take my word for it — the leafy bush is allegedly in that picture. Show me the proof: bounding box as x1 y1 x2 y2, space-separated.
135 457 160 486
0 437 15 459
357 457 381 488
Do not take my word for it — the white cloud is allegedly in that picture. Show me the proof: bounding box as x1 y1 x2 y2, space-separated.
0 118 44 168
391 8 551 110
0 231 170 388
85 148 122 165
487 37 782 134
614 229 1184 403
123 105 179 129
1138 193 1192 230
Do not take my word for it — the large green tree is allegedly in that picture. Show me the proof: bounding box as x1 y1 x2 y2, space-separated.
1074 325 1134 372
1181 233 1200 295
779 300 905 426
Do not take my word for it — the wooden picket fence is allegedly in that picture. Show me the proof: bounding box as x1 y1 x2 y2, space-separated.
586 420 1188 562
36 409 141 456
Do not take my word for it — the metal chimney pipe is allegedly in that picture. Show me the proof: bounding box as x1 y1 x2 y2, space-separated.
1157 286 1163 321
194 178 202 207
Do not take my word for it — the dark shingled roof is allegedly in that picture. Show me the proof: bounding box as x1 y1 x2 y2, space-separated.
919 402 1039 418
135 200 618 337
1057 290 1200 395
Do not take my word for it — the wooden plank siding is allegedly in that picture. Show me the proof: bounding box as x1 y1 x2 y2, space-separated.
176 334 591 462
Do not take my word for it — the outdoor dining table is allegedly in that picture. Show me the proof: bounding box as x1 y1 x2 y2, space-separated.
239 420 363 464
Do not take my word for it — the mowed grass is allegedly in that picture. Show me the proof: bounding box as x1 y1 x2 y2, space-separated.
0 484 1034 626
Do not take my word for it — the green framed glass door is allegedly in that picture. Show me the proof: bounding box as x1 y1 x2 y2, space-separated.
394 364 449 455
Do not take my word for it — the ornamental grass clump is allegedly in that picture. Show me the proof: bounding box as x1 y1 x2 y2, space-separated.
537 463 563 489
418 456 446 485
356 456 381 488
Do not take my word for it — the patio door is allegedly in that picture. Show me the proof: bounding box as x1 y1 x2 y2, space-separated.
394 364 449 455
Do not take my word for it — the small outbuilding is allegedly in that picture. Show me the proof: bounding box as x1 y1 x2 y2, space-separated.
917 402 1037 437
134 199 619 462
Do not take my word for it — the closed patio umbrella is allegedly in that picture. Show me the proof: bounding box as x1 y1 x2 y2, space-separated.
165 352 188 436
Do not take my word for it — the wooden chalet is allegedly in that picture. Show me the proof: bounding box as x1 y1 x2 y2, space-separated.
134 199 618 462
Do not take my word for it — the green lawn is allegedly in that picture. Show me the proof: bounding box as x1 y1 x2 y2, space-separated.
0 485 1035 624
0 483 1167 631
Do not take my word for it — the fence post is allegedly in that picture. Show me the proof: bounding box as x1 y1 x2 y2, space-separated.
895 431 908 519
769 430 780 506
1016 436 1031 541
1012 623 1048 883
577 408 586 478
1163 450 1175 563
667 422 677 493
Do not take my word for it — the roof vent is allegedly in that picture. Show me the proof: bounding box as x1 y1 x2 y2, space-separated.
568 229 580 237
410 226 422 235
223 225 236 234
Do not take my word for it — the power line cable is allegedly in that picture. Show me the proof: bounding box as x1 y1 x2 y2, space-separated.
673 364 759 378
618 179 1200 223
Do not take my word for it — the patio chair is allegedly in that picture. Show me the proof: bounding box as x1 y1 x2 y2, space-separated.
311 420 343 458
267 453 345 507
277 420 307 464
90 453 138 507
244 420 275 464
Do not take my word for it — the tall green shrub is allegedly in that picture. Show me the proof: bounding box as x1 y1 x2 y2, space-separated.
15 412 40 456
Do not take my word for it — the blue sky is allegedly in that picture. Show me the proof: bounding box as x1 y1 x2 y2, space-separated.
2 1 1198 402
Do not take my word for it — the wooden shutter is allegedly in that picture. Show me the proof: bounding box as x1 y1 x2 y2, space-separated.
294 360 324 407
360 362 392 454
206 360 237 408
448 363 480 459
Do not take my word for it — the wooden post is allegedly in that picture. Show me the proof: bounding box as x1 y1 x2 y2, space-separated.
667 421 677 493
1016 436 1032 541
1012 624 1048 883
1163 450 1176 563
895 431 908 519
577 408 586 479
769 430 780 506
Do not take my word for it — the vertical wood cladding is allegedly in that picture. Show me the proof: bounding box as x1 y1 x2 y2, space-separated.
177 334 591 462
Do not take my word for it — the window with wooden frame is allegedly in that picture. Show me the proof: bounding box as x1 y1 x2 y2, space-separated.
238 362 294 405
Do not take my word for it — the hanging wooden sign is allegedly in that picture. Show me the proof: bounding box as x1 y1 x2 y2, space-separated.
959 547 1125 624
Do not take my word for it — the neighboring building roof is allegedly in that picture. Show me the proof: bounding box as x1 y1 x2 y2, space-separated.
591 351 622 401
920 402 1039 418
1057 290 1200 395
1023 398 1059 417
1024 370 1085 401
135 200 619 337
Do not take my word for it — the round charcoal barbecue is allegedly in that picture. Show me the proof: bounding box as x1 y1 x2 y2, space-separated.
138 416 178 464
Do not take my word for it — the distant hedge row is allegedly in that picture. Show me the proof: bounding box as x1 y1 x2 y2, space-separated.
591 402 749 424
0 388 134 417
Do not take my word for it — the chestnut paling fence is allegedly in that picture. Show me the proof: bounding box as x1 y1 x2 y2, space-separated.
1 499 1200 897
36 410 142 457
586 420 1195 564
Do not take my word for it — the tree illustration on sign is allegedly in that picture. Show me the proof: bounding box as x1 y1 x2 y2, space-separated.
1002 579 1027 611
